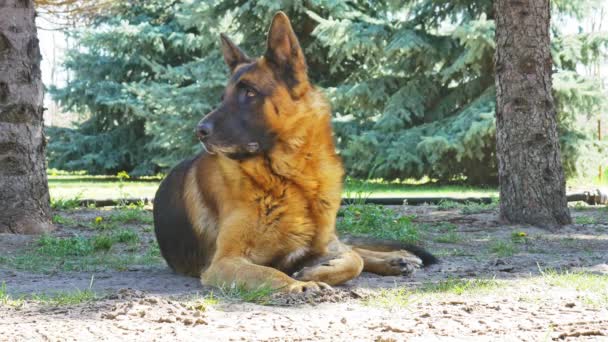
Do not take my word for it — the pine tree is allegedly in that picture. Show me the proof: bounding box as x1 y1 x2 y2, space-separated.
49 0 607 183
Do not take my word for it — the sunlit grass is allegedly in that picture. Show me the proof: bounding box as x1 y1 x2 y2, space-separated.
217 283 276 304
48 174 498 200
1 282 98 307
365 277 502 308
537 268 608 307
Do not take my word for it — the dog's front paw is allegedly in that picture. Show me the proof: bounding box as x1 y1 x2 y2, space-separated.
284 280 332 293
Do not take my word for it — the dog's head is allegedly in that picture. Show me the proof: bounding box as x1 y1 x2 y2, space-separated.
197 12 315 160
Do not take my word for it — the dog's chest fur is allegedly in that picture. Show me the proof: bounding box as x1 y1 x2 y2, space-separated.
237 158 327 268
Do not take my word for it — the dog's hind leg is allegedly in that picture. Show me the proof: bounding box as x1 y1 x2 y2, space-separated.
353 248 422 276
292 239 364 286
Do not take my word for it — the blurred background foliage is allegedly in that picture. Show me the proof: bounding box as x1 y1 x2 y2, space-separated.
47 0 608 184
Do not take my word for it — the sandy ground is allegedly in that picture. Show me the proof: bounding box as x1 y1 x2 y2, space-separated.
1 205 607 341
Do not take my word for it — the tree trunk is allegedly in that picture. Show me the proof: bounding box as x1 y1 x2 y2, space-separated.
0 0 53 234
494 0 571 227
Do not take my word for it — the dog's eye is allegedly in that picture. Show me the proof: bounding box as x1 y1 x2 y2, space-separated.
245 87 256 98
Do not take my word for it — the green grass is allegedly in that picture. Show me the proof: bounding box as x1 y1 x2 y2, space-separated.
1 282 98 307
218 283 275 304
91 235 114 251
108 207 153 224
510 231 529 244
337 204 420 244
426 222 462 244
434 248 471 257
51 214 77 225
344 177 497 198
365 277 502 308
559 237 579 248
574 216 596 224
187 292 221 311
29 289 98 306
113 229 140 243
489 240 518 257
49 175 159 200
0 232 161 273
432 230 462 244
37 235 95 256
363 287 413 308
437 198 499 214
0 282 21 307
90 207 152 230
420 277 501 295
50 196 83 210
538 269 608 307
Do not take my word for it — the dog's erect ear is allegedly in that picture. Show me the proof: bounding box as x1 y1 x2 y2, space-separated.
220 33 250 73
265 12 308 87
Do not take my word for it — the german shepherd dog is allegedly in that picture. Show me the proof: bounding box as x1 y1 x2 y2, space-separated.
153 12 436 293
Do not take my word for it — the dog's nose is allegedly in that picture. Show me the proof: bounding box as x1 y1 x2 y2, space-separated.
196 122 213 139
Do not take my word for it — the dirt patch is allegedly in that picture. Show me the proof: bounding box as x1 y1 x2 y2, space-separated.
1 205 607 341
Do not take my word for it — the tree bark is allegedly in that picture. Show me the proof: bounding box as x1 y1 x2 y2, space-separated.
494 0 571 227
0 0 53 234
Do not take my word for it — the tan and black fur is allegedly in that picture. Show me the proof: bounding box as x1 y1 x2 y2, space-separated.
153 12 436 293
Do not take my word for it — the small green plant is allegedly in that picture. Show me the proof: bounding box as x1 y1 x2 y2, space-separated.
434 248 470 257
0 282 24 308
1 235 162 273
113 229 139 244
50 194 83 210
92 234 114 251
37 235 94 257
147 240 162 258
337 204 419 244
0 282 10 305
511 231 529 244
428 222 461 244
437 200 460 210
489 240 518 257
189 292 221 311
460 202 493 215
0 282 7 301
91 215 114 230
421 277 501 295
574 216 596 224
572 202 591 210
364 287 412 308
116 171 131 206
559 237 578 248
30 289 98 306
433 231 462 244
52 214 76 225
437 199 498 214
109 207 153 224
538 268 608 307
218 283 275 304
342 177 373 205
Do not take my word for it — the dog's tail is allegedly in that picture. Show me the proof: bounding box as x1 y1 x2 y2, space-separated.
340 234 438 266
